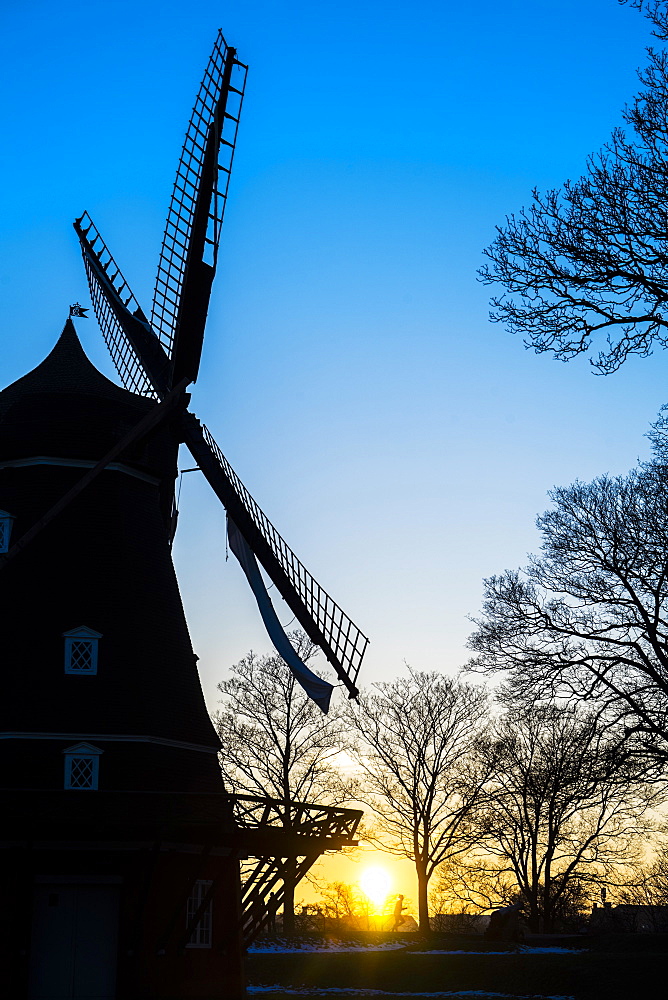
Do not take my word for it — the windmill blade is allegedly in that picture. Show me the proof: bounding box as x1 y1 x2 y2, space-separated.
151 31 247 387
74 213 171 398
181 414 368 700
227 518 334 714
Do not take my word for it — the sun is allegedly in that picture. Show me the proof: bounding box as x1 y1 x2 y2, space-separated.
359 866 393 909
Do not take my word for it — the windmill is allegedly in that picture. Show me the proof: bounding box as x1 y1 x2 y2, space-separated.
69 31 367 714
0 31 364 999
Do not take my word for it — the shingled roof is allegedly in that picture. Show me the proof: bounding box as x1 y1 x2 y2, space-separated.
0 319 172 473
0 318 151 417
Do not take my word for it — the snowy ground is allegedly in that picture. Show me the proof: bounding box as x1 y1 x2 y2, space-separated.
249 940 408 954
246 937 583 997
247 988 574 998
248 939 584 956
408 948 584 956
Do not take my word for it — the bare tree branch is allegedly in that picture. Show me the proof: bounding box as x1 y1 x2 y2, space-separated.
468 460 668 760
480 1 668 373
345 667 491 932
213 631 350 930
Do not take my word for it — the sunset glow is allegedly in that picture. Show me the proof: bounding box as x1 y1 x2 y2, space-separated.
359 866 392 910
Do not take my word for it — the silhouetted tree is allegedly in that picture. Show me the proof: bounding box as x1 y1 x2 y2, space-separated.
616 840 668 929
468 457 668 759
311 880 372 931
475 701 656 932
480 1 668 374
214 631 347 933
346 668 491 933
432 856 519 916
434 861 591 934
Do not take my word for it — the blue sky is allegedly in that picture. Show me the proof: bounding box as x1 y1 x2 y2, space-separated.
1 0 666 713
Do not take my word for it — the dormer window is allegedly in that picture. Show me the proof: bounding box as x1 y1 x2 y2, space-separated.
63 743 103 790
63 626 102 675
0 510 15 554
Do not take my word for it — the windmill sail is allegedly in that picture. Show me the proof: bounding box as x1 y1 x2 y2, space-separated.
73 32 368 704
227 518 334 713
151 31 247 387
73 220 367 699
74 213 166 398
182 415 368 700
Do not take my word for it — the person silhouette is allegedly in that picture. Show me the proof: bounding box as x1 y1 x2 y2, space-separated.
392 894 405 931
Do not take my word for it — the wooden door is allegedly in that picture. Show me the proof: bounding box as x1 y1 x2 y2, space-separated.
28 883 120 999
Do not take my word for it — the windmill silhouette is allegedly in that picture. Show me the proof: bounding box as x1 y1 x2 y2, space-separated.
7 31 368 712
74 35 367 712
0 31 363 998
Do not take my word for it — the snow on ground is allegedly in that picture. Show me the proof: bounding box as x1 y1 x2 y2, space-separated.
248 939 585 955
248 987 575 998
409 948 585 956
249 939 407 954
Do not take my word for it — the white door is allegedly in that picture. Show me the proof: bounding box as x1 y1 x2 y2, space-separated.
28 884 120 1000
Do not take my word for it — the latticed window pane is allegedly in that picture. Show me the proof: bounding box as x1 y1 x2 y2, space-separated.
70 757 94 788
65 754 98 790
63 632 100 675
186 880 213 947
70 641 93 671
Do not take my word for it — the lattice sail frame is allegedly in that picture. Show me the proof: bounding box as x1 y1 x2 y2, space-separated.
76 212 159 398
200 423 368 693
150 31 247 360
73 33 369 698
73 215 369 694
76 214 369 695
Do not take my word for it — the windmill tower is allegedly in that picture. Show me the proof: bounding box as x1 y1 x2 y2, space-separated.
1 31 366 1000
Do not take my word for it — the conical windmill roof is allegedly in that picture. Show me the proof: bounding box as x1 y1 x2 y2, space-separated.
0 319 158 469
0 317 151 412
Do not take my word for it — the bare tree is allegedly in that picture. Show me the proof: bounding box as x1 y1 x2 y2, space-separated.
214 631 347 932
480 1 668 374
468 459 668 759
310 880 372 931
345 668 490 932
432 855 519 916
470 701 657 932
615 841 668 929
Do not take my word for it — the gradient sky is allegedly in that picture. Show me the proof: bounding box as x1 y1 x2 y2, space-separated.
2 0 665 720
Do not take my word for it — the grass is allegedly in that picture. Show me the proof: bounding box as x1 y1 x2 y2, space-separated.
244 934 668 998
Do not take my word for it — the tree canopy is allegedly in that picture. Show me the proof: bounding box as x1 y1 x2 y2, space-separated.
214 631 346 805
214 631 348 931
480 1 668 373
477 701 655 932
467 454 668 759
346 667 491 932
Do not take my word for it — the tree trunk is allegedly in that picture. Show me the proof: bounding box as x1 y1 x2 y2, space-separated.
525 879 541 933
543 861 553 933
543 882 554 934
416 860 430 934
282 858 295 935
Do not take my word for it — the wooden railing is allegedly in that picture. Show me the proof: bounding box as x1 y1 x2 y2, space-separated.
230 793 361 842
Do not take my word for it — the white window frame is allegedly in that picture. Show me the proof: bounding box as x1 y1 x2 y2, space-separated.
186 880 213 948
63 626 102 675
63 742 103 790
0 509 15 554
